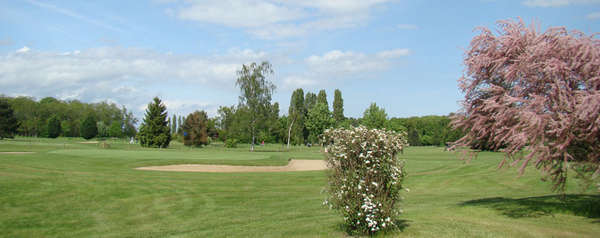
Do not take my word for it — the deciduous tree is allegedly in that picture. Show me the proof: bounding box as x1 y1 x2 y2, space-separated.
47 115 61 138
305 102 335 143
362 103 387 129
80 114 98 140
0 99 19 139
452 19 600 191
109 121 123 138
236 61 276 151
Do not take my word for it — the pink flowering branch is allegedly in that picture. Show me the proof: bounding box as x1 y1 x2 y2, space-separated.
452 18 600 191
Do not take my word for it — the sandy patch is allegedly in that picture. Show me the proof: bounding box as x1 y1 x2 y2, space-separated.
79 141 99 144
135 159 327 173
0 152 35 154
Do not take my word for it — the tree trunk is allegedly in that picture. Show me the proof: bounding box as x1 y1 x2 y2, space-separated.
251 126 255 152
287 117 295 149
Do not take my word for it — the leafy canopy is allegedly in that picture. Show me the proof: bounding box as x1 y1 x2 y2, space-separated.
0 99 19 139
452 19 600 191
236 61 276 150
305 102 334 143
80 114 98 140
362 103 387 129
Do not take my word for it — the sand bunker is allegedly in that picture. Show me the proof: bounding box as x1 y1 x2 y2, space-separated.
79 141 99 144
0 152 35 154
135 159 327 173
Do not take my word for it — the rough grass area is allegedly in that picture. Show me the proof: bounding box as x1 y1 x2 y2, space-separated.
0 137 598 237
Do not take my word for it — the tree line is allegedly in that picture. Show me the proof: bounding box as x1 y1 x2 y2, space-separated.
0 62 462 149
0 96 137 139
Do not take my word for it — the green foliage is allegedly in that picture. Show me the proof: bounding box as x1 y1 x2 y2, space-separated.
1 96 136 138
225 138 238 148
333 89 344 125
171 114 177 136
323 126 408 235
46 115 61 138
317 89 328 107
218 105 251 143
288 88 306 145
236 61 276 151
387 115 464 147
304 92 317 112
361 103 387 129
137 97 171 148
80 114 98 140
0 99 19 139
109 121 123 138
96 121 109 137
408 128 421 146
182 111 209 147
305 103 334 143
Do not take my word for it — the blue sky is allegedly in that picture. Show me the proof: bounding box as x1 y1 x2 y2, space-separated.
1 0 599 120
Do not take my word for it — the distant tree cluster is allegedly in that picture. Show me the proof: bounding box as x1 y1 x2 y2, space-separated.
285 88 340 146
215 86 463 148
0 96 137 139
0 61 462 152
386 115 464 147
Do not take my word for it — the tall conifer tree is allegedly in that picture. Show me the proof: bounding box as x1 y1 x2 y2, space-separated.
333 89 344 125
137 97 171 148
317 89 328 110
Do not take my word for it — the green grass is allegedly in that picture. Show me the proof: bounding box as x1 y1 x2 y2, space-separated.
0 138 598 237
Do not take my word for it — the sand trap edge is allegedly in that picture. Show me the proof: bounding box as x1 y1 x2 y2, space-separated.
135 159 327 173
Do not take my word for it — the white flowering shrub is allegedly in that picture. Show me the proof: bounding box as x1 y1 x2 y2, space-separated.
322 126 408 234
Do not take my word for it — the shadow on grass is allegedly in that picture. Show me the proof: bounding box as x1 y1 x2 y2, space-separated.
460 194 600 220
336 219 410 236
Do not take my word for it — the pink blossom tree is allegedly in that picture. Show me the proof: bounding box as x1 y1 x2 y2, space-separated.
452 19 600 191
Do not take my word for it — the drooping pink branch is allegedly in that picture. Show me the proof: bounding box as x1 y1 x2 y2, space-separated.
452 18 600 191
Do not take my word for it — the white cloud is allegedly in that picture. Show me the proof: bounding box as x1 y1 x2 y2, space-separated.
0 47 269 118
522 0 600 7
587 11 600 19
177 0 305 28
376 49 411 58
306 48 409 74
163 99 217 116
16 46 30 53
281 48 410 89
397 24 418 30
282 76 318 89
169 0 393 39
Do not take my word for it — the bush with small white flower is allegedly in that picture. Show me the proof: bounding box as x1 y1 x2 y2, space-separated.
322 126 408 235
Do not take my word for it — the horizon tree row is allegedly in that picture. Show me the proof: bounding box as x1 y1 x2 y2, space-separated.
0 96 136 139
